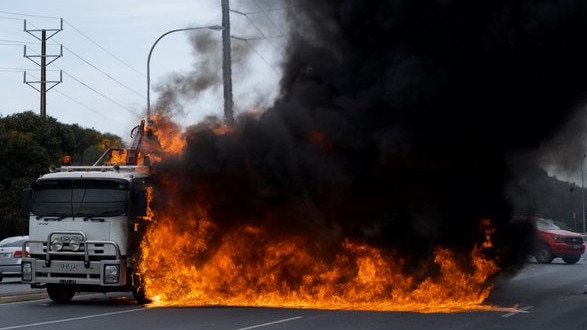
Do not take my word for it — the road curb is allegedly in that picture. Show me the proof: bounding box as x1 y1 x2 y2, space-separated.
0 292 48 304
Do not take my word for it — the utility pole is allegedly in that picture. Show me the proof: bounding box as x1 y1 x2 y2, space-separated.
582 154 586 233
24 19 63 119
221 0 235 127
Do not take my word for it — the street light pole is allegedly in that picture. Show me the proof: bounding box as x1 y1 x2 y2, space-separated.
146 25 223 121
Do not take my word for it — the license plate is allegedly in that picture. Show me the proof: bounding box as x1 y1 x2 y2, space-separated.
574 244 581 249
59 263 77 271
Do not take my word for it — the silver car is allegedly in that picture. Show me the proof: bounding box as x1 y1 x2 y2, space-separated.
0 235 29 282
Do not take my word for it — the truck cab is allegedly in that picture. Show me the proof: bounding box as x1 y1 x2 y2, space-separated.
20 165 151 303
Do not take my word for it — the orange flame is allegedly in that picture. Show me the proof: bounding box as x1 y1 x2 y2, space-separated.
138 115 186 163
108 149 128 165
140 213 501 312
136 117 505 313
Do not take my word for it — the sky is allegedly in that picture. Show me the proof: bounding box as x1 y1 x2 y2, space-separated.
0 0 287 143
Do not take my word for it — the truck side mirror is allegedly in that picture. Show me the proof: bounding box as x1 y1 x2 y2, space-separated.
21 187 32 218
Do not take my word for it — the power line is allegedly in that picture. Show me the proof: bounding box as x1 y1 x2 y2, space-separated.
53 88 128 125
233 3 288 36
229 4 287 77
0 38 40 45
230 36 280 76
63 19 145 79
230 5 289 16
0 15 25 21
25 69 128 125
61 71 140 117
0 10 60 20
61 44 145 99
23 37 140 117
0 67 27 72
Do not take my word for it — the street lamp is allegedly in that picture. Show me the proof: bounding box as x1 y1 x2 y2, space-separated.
146 25 223 120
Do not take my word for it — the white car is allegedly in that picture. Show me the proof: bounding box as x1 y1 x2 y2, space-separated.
0 235 29 282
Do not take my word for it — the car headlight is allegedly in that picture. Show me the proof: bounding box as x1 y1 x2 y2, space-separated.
104 265 120 284
69 238 82 251
50 238 63 251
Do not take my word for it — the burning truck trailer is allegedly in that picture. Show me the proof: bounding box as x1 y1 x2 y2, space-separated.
19 120 152 304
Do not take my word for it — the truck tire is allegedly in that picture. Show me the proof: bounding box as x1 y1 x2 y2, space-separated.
562 255 581 264
47 286 75 303
534 244 553 264
131 273 151 305
132 285 150 305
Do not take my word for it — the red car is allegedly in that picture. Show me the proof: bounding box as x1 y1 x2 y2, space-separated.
532 217 585 264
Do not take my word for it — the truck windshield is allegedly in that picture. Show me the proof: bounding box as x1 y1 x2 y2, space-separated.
30 179 129 217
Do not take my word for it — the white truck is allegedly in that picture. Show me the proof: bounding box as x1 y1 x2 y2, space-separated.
20 121 152 304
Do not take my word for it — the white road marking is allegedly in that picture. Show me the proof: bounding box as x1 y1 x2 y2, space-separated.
501 305 534 318
0 308 147 330
236 316 303 330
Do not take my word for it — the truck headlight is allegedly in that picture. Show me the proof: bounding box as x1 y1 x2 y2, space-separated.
104 265 120 284
69 238 82 251
22 261 32 282
50 238 63 251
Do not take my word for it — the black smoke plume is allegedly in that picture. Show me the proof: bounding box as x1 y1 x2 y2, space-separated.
150 0 587 277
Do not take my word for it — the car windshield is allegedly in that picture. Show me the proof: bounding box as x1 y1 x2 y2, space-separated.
0 236 27 247
536 218 561 231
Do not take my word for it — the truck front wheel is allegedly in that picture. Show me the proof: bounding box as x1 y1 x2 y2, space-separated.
131 273 151 305
47 285 75 303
